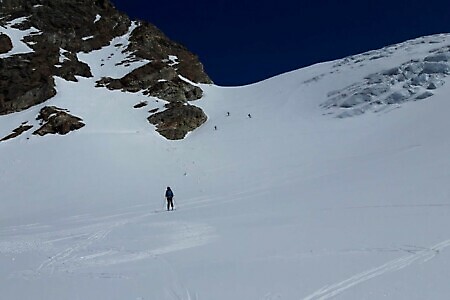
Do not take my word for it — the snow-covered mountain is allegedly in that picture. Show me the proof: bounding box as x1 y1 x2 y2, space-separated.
0 0 211 140
2 2 450 300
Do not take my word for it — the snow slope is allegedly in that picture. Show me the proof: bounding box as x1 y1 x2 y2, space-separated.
2 21 450 299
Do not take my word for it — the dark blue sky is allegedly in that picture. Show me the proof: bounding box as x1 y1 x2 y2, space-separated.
111 0 450 86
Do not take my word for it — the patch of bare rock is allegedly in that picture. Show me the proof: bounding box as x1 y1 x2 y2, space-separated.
0 123 33 142
148 102 207 140
0 34 13 54
133 101 148 109
0 53 57 115
33 106 85 136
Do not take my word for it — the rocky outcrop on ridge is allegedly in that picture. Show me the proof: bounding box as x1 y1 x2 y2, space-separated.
127 22 211 84
0 0 212 139
96 20 211 101
97 64 204 102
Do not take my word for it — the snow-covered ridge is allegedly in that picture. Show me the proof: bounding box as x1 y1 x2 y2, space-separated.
332 34 450 70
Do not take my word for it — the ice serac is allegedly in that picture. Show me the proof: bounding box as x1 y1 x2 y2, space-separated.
321 36 450 118
0 0 212 139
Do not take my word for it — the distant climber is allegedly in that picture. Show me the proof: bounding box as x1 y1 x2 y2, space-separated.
165 186 174 211
248 113 252 118
214 125 217 130
227 112 230 116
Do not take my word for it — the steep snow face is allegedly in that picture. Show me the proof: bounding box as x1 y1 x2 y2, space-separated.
2 34 450 299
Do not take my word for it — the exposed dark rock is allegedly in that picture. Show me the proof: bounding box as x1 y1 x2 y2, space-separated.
127 22 212 84
0 124 33 142
54 51 93 81
143 78 204 102
148 102 207 140
33 106 85 136
0 0 41 12
133 101 148 109
97 61 206 102
1 0 129 53
0 53 57 115
96 61 175 93
0 34 13 54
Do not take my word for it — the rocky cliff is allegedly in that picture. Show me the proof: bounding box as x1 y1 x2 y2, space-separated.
0 0 212 139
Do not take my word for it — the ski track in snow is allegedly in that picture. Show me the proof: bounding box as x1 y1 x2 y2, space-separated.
1 196 223 280
35 228 113 274
302 239 450 300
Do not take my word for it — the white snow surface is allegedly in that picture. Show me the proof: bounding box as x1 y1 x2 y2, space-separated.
2 32 450 299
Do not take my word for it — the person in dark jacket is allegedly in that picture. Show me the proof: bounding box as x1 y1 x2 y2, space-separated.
165 187 174 211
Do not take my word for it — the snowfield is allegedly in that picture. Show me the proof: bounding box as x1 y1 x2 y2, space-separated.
2 22 450 299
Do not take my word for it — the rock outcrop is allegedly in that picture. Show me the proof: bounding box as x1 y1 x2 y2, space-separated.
133 101 148 109
0 34 13 54
96 20 212 101
98 68 204 102
54 51 93 82
0 123 33 142
127 22 211 84
0 53 57 115
33 106 85 136
148 102 207 140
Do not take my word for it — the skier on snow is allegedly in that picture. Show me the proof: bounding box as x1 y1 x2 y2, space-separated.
165 187 174 211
